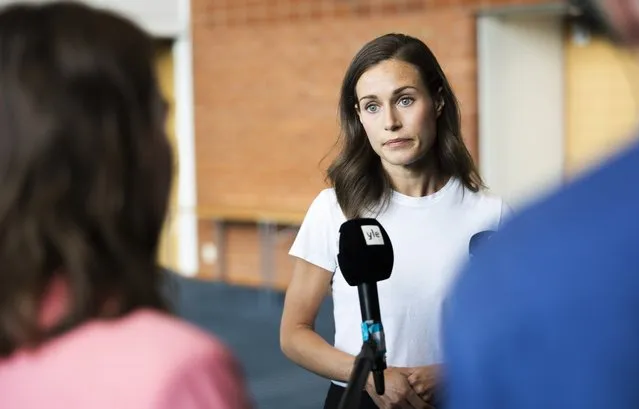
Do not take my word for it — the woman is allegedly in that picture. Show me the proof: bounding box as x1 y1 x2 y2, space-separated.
280 33 510 409
0 3 250 409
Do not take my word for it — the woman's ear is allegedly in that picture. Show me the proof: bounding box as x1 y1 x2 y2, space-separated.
355 104 362 121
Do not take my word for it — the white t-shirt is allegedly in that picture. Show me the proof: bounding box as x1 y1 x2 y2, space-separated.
289 178 509 385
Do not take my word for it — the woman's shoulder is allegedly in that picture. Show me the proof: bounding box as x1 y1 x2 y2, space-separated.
119 311 251 404
313 187 338 206
449 180 508 218
0 309 250 409
474 187 507 208
455 180 505 206
108 309 233 358
32 309 238 371
456 182 513 227
304 187 342 217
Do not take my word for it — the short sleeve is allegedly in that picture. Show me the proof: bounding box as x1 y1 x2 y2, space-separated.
288 189 339 273
158 343 253 409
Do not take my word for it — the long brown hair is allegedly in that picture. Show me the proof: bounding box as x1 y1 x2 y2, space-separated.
0 2 173 356
327 33 483 219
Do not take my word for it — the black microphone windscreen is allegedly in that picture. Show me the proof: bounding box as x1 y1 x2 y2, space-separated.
469 230 496 257
337 218 393 286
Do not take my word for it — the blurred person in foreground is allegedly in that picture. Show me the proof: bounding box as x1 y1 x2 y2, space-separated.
442 1 639 408
0 2 251 409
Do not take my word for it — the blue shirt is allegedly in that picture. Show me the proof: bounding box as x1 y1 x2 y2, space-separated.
443 140 639 409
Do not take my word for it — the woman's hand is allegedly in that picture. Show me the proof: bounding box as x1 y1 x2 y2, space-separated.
365 368 433 409
397 365 439 401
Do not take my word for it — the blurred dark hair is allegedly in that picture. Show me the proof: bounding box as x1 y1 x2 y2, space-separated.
0 1 173 356
568 0 618 41
327 33 483 219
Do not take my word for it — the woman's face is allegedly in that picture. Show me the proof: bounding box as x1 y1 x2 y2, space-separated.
355 59 442 173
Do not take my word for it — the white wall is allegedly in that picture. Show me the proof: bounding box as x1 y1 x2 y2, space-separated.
0 0 184 37
478 12 565 210
91 0 182 37
173 0 199 277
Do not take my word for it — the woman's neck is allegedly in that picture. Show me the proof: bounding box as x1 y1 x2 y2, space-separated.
39 275 70 329
383 156 447 198
39 275 122 331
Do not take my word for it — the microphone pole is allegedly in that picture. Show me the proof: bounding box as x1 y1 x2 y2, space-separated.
337 283 387 409
337 338 377 409
358 282 386 394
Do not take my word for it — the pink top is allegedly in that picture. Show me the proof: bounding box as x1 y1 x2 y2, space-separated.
0 280 252 409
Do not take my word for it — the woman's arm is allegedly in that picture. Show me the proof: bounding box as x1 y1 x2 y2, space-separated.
280 258 356 382
281 258 433 408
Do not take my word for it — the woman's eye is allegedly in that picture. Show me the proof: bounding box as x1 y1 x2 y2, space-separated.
366 104 379 113
398 97 414 106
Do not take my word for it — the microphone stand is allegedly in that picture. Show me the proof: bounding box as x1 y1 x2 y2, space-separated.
337 337 385 409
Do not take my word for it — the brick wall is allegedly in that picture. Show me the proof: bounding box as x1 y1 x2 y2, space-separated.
191 0 550 287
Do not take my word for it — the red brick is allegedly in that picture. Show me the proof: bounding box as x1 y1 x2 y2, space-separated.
191 0 550 284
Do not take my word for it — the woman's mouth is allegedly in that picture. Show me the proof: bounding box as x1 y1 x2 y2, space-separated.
384 138 412 148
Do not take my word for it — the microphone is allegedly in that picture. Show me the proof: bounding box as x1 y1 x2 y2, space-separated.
337 218 393 396
469 230 496 258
